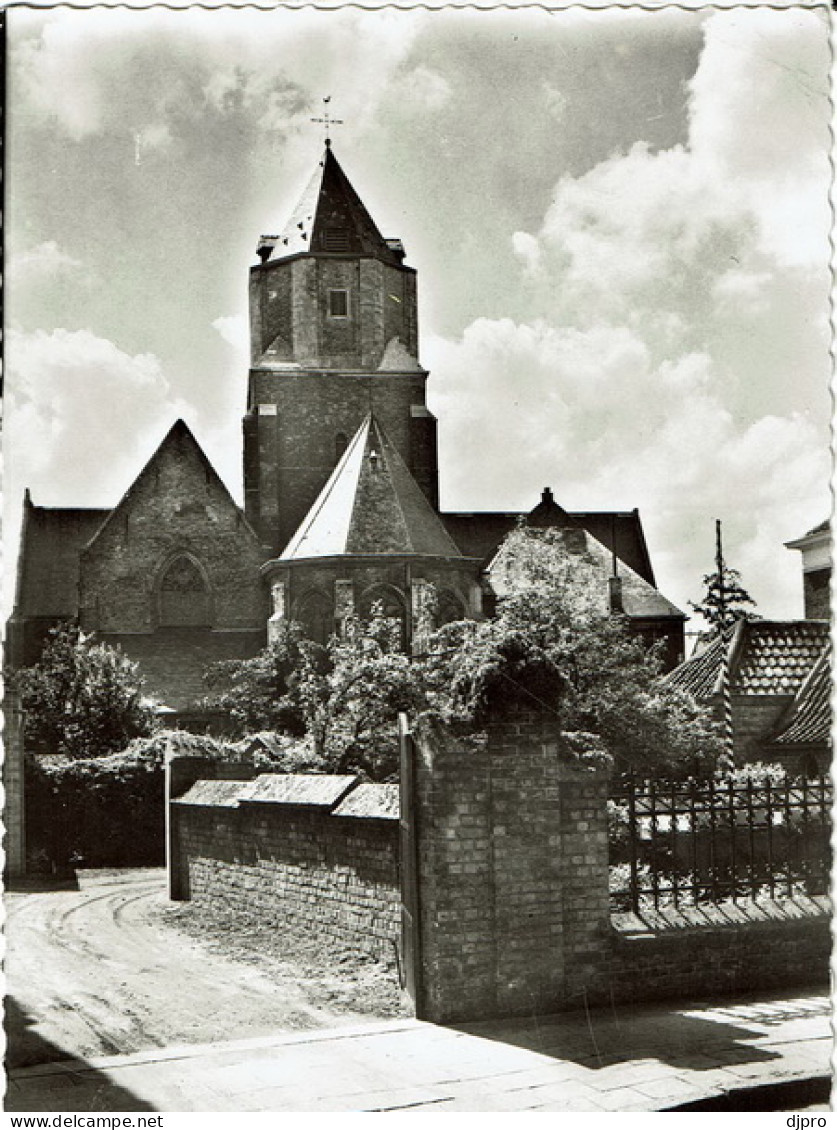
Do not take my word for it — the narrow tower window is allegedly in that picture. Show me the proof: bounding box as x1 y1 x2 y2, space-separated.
328 289 349 318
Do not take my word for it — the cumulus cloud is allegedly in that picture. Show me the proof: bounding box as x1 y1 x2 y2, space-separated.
4 327 185 507
11 241 83 283
432 8 831 622
13 8 422 150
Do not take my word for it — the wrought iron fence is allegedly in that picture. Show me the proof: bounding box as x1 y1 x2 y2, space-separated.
609 775 832 914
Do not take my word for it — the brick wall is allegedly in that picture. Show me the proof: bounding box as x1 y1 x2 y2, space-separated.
607 900 831 1004
171 776 400 956
411 712 830 1024
412 713 611 1023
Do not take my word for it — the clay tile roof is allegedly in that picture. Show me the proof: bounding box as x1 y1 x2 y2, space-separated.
735 621 829 694
237 773 358 808
667 620 829 700
666 633 726 698
332 782 400 820
280 413 466 562
771 648 832 746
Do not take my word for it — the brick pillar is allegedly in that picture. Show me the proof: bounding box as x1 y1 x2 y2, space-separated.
413 710 610 1023
3 689 26 877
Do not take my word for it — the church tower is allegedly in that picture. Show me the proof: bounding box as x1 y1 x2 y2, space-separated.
243 142 439 553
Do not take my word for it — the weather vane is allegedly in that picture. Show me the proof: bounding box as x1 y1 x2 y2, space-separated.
311 96 344 147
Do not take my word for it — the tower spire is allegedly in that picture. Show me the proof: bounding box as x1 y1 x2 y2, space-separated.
310 96 343 147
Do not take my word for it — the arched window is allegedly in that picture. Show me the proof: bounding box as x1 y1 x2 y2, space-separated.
158 555 211 628
297 590 334 646
361 585 408 650
436 589 465 628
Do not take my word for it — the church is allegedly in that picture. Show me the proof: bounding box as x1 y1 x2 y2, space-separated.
6 141 686 718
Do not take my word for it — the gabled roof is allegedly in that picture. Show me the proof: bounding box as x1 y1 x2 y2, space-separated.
485 517 684 621
260 145 404 267
442 506 656 583
84 419 262 555
771 647 832 747
12 491 110 619
667 619 829 699
279 413 466 562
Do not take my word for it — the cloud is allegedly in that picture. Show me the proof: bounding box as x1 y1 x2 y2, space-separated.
4 327 185 508
431 8 831 622
13 8 423 150
11 241 83 284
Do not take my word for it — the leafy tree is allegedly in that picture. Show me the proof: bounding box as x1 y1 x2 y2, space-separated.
14 623 155 760
421 526 721 776
295 610 426 781
203 620 309 737
689 564 758 637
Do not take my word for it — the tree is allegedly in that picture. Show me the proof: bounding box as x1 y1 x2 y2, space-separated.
204 609 425 781
421 526 721 776
14 623 155 759
296 610 426 781
689 564 758 637
202 620 309 737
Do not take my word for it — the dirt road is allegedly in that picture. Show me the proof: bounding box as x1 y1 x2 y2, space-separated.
5 869 370 1069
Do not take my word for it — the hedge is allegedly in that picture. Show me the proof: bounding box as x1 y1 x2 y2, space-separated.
24 729 308 872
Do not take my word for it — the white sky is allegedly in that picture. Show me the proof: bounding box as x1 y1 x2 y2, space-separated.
4 5 833 627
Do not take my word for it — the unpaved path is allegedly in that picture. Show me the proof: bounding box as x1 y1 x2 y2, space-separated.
5 869 368 1069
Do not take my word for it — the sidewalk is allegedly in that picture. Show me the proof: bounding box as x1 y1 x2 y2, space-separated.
5 989 831 1113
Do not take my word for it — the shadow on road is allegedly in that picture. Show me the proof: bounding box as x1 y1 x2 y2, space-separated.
451 989 829 1074
5 997 156 1113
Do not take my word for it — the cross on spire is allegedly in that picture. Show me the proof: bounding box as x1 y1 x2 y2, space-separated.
311 97 343 147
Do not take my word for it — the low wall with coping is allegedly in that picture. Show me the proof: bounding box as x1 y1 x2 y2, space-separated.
606 898 831 1004
170 773 400 957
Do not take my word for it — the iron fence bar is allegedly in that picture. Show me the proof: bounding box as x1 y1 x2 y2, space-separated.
627 776 639 915
727 777 737 902
690 780 700 906
650 778 660 911
708 777 718 902
746 776 757 900
670 779 679 909
783 776 793 898
801 775 809 892
766 776 775 899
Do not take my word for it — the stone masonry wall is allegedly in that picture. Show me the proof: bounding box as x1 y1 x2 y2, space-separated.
172 795 399 956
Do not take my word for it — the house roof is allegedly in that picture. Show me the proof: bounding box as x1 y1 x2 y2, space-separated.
258 145 404 267
486 519 684 621
442 505 656 583
279 413 467 562
771 648 832 747
12 492 109 619
667 619 829 699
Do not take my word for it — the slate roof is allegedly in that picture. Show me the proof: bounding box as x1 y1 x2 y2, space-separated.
667 620 829 699
259 145 404 267
442 506 656 583
279 413 467 562
237 773 358 808
13 494 109 618
174 780 245 808
771 648 832 747
486 521 684 621
332 782 400 820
